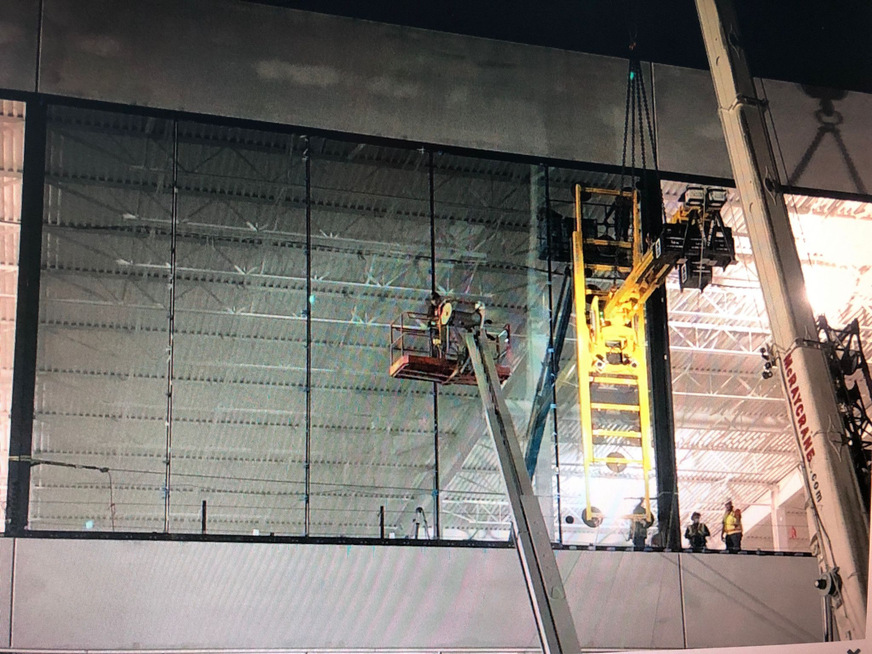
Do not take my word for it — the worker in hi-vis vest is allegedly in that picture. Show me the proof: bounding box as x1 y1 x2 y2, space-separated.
721 499 743 552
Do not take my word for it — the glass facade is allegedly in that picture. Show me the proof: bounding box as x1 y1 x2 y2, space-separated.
20 103 662 543
35 107 173 531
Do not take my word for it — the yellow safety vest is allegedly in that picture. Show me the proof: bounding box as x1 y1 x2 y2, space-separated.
723 510 742 535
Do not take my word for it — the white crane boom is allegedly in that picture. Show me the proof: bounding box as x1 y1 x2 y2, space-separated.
695 0 869 639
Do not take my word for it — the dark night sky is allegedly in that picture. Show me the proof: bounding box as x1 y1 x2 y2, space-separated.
251 0 872 94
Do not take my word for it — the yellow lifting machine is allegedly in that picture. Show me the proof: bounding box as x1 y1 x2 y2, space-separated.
571 184 735 527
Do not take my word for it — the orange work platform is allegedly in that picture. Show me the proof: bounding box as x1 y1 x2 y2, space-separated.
389 310 511 386
389 353 510 386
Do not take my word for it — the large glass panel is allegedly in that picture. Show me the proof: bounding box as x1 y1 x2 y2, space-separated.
29 105 816 548
310 138 433 538
538 167 584 544
670 188 872 553
171 123 307 535
33 106 173 531
0 100 25 518
432 153 543 540
667 186 792 553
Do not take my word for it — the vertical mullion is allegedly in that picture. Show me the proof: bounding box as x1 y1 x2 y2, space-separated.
428 150 440 539
5 99 47 535
642 170 680 549
304 137 312 536
163 119 179 533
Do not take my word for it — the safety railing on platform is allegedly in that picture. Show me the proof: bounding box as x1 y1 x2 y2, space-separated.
389 309 510 386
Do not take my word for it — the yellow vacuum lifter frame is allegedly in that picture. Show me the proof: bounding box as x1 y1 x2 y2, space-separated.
572 185 654 526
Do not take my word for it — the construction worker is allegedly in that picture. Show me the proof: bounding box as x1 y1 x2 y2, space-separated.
629 499 653 549
684 511 711 552
721 499 743 552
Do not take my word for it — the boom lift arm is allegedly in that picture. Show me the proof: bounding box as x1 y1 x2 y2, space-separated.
390 301 580 654
696 0 869 639
466 326 581 654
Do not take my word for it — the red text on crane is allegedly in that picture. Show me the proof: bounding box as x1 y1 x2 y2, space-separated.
783 352 816 464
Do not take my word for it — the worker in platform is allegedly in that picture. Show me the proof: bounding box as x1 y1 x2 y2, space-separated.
684 511 711 552
721 499 743 552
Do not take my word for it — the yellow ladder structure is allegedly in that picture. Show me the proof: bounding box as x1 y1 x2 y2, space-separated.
571 185 654 527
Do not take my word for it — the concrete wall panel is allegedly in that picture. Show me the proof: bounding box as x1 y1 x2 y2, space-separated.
0 0 865 198
681 553 824 647
7 538 687 651
39 0 628 167
0 0 39 93
763 78 872 196
561 549 684 649
9 538 825 651
0 538 12 648
11 539 534 650
27 0 872 197
654 63 732 180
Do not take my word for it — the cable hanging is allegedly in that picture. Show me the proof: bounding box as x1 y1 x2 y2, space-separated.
619 53 662 218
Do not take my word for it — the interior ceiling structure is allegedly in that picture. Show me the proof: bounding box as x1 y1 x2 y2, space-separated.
3 101 871 549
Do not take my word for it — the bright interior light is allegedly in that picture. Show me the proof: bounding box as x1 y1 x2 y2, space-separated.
804 267 856 323
793 207 872 324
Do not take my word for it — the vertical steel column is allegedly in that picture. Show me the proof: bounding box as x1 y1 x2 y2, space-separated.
466 331 579 654
641 171 680 549
163 120 179 533
304 137 312 536
428 150 440 538
5 99 47 535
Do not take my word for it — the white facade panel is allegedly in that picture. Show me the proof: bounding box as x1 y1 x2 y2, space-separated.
0 538 11 648
681 553 824 647
7 537 825 651
11 539 537 651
